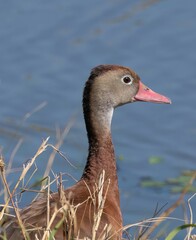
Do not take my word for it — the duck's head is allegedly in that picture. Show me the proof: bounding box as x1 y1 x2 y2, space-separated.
84 65 171 110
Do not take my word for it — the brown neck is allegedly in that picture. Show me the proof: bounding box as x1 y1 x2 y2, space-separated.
81 81 118 187
81 106 121 209
81 131 117 182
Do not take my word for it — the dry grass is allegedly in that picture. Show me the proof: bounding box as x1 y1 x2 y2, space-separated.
0 129 195 239
0 137 114 240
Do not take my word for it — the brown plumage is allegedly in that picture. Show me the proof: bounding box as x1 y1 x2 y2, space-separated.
2 65 170 240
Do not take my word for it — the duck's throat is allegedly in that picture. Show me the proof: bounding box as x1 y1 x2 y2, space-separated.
82 107 118 182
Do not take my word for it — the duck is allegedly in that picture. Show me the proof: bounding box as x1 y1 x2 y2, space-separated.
3 65 171 240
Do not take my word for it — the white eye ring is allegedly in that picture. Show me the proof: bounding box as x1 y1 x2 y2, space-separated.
121 75 134 85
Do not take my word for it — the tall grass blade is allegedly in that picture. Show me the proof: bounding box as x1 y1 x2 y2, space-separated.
165 224 196 240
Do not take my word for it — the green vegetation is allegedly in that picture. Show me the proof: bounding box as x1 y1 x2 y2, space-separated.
140 157 196 194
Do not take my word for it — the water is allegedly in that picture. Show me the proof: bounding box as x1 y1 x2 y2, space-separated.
0 0 196 238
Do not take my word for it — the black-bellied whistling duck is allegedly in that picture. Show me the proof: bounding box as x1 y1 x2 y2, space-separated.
3 65 171 240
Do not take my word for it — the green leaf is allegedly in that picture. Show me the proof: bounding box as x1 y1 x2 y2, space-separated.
148 156 163 165
49 218 64 240
140 179 165 188
165 224 196 240
118 154 124 161
167 175 192 185
171 185 196 193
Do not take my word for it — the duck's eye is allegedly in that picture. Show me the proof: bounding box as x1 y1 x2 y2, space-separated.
121 75 133 85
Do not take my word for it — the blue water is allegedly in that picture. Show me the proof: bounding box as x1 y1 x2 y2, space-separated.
0 0 196 238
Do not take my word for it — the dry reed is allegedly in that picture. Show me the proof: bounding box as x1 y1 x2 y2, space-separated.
0 135 195 239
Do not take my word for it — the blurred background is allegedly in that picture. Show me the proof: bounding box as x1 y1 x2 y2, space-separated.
0 0 196 238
